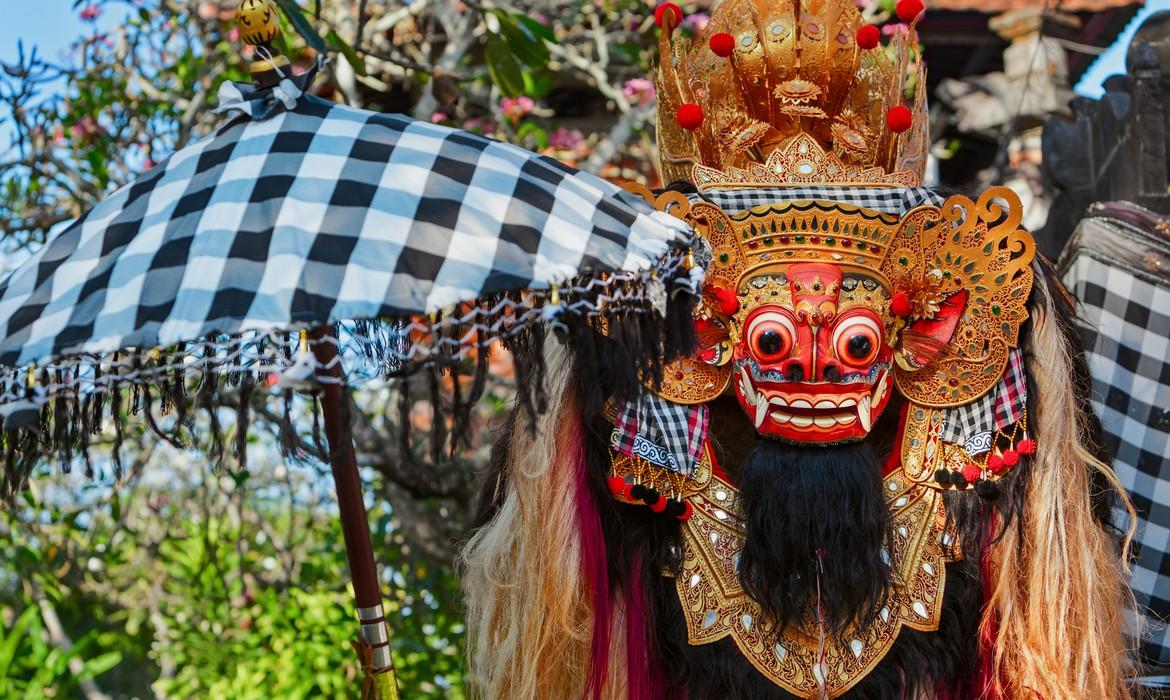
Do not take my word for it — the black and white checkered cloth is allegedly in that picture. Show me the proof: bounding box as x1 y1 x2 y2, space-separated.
689 186 943 215
1060 211 1170 683
0 82 690 369
940 349 1028 454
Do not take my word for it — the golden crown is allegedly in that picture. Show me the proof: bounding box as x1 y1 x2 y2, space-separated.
654 0 929 189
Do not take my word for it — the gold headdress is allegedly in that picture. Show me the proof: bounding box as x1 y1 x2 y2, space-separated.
654 0 929 188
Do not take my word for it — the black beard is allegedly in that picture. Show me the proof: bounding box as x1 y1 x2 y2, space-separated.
737 439 893 638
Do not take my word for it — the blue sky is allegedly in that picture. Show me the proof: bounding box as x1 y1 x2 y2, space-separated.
1076 0 1170 98
2 2 1167 102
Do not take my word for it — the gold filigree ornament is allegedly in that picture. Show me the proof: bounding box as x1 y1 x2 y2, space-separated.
881 188 1036 407
675 465 958 697
654 0 929 187
692 135 921 191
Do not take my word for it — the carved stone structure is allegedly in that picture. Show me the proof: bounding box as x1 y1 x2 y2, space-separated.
1040 11 1170 259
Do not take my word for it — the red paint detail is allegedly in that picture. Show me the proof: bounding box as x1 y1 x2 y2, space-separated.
856 24 881 49
676 102 704 130
887 105 914 133
709 32 735 57
903 288 969 366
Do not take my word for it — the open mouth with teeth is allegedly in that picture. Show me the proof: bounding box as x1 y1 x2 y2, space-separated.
734 362 894 442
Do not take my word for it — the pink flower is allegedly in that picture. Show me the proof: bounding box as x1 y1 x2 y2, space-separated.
682 13 710 33
79 5 101 21
500 96 535 123
462 117 496 134
622 78 656 107
549 127 584 151
431 111 450 123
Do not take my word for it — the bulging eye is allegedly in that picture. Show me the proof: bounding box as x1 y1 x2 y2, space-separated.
746 311 796 360
832 314 882 366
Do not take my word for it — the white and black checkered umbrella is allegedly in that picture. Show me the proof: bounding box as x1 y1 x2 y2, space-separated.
0 75 696 451
0 78 690 368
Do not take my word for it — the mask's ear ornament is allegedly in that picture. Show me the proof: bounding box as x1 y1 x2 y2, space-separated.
883 188 1035 407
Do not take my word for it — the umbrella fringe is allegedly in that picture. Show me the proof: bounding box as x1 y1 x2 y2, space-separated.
311 390 326 461
235 375 253 471
0 247 700 484
110 384 124 481
279 389 299 459
199 362 224 470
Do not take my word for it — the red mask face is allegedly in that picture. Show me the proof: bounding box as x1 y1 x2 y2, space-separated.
732 263 894 443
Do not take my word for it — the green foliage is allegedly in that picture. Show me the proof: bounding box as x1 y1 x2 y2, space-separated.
1 471 466 698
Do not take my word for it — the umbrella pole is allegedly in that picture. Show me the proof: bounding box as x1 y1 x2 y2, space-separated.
311 329 400 700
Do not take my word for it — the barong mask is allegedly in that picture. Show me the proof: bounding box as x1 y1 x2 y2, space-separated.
664 194 1034 446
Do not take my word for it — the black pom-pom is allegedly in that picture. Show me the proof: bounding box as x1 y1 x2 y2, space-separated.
629 484 649 500
934 468 952 486
665 499 686 517
642 487 661 505
974 479 999 500
949 471 968 488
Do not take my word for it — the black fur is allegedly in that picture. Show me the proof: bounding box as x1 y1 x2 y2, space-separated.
738 440 893 637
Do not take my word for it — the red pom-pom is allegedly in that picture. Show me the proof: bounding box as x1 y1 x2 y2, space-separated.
650 496 669 513
709 32 735 57
711 286 740 316
1017 438 1037 455
961 463 982 484
896 0 925 23
607 476 627 495
1001 449 1020 467
856 24 880 49
677 500 694 521
987 453 1006 474
887 105 913 133
676 103 705 130
654 2 683 32
890 290 912 317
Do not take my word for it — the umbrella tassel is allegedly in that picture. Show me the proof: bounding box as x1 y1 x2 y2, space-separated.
91 366 105 436
201 368 224 469
110 386 124 480
280 389 298 458
311 390 326 460
142 381 181 449
78 410 94 480
171 358 189 444
235 375 253 470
